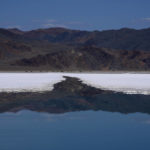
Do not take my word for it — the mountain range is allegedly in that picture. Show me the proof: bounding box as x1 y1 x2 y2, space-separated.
0 27 150 71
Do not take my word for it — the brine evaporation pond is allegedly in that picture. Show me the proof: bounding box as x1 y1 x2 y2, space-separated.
0 72 150 150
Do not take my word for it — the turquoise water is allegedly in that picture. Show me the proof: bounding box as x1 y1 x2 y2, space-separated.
0 110 150 150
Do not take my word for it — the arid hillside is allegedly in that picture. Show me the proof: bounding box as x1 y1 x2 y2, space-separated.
0 27 150 71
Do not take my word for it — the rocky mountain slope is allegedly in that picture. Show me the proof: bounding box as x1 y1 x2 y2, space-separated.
0 27 150 71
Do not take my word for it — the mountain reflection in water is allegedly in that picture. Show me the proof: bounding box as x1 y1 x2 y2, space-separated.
0 76 150 114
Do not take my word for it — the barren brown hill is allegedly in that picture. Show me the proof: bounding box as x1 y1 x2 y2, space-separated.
0 27 150 71
12 46 150 71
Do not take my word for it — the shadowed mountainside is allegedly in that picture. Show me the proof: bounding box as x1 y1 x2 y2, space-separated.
2 27 150 51
0 27 150 71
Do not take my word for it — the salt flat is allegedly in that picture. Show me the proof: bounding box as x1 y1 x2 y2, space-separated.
0 73 65 92
0 72 150 95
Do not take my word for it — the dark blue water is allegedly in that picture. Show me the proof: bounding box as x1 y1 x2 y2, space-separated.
0 110 150 150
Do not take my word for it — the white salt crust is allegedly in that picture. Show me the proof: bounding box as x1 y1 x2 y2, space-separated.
0 72 150 95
